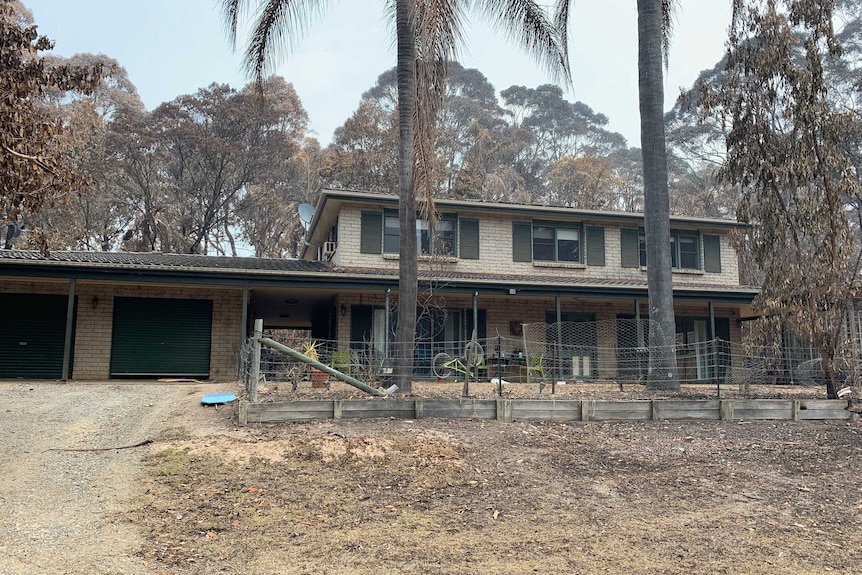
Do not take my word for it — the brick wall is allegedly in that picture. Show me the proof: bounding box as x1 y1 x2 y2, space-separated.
333 204 743 286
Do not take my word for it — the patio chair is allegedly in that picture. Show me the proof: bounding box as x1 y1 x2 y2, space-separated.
520 353 546 385
330 350 351 377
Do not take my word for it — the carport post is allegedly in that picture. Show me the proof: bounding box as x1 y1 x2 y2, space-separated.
237 284 250 382
61 278 76 381
249 318 263 402
240 284 249 346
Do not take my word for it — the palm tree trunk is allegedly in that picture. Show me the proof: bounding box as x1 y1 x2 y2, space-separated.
637 0 678 390
394 0 417 394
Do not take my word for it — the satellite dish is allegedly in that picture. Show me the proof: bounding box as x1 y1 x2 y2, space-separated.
298 203 315 230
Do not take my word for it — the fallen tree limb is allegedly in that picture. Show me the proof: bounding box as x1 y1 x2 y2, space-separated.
44 438 154 453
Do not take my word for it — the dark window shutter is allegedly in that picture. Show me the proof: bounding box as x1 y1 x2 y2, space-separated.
703 234 722 273
586 226 605 266
459 219 479 259
512 222 532 262
620 228 640 268
360 211 382 254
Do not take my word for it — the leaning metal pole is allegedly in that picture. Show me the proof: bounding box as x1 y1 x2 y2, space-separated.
259 337 389 397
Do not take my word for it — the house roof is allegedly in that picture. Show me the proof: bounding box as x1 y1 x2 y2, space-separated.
335 264 759 302
0 249 328 273
0 249 759 303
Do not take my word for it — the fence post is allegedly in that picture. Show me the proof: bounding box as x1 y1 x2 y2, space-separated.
714 338 720 397
249 318 263 403
496 330 503 397
720 400 734 421
496 398 512 422
238 400 248 425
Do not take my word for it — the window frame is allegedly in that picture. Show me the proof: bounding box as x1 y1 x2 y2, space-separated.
638 230 701 270
531 221 583 263
382 209 459 257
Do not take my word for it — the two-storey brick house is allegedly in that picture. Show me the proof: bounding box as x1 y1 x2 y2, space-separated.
0 189 757 382
301 190 758 381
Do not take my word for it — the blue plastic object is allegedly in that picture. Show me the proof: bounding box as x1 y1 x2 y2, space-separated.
201 392 237 405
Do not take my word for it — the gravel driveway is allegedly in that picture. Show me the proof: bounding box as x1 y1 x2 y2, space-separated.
0 381 210 575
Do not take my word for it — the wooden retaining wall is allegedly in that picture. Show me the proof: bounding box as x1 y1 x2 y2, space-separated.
238 398 856 425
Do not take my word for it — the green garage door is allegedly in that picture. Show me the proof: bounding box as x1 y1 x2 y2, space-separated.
110 297 213 377
0 294 72 379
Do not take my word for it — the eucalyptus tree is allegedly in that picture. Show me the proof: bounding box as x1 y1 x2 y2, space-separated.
322 98 400 192
0 0 106 253
154 78 306 254
221 0 573 393
34 55 144 251
547 154 626 209
699 0 862 399
326 63 509 197
500 83 627 200
105 107 171 252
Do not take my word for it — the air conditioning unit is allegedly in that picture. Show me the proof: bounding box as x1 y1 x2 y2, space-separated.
322 241 336 260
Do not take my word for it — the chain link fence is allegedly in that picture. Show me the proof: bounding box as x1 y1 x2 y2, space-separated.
239 319 862 397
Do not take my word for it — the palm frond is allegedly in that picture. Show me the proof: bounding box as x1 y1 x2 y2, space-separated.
219 0 246 48
477 0 572 85
553 0 573 81
412 0 465 221
242 0 329 83
661 0 678 71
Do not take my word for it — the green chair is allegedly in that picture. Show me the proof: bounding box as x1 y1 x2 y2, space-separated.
330 351 351 377
520 353 546 385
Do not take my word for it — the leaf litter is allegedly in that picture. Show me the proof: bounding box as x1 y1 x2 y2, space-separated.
132 417 862 574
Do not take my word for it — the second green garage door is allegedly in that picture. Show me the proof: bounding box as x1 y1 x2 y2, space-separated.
110 297 213 378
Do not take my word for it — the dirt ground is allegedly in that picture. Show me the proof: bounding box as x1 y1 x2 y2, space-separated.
2 380 860 574
0 381 213 575
254 376 844 401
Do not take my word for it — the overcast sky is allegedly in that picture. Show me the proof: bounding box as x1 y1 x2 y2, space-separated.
24 0 732 147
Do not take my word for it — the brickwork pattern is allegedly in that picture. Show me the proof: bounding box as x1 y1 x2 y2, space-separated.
334 204 743 286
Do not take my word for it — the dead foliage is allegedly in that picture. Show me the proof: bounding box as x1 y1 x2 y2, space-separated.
131 416 862 574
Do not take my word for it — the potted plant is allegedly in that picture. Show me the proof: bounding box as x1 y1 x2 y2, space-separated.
302 340 328 388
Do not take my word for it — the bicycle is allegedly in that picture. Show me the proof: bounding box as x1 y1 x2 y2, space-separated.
432 342 485 380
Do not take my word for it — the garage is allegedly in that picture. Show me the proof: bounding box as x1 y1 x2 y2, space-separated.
0 293 72 379
109 297 213 378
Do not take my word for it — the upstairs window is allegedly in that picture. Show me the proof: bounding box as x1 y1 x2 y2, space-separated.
637 231 701 269
514 221 601 264
383 211 399 253
676 235 699 269
382 209 458 257
533 223 582 263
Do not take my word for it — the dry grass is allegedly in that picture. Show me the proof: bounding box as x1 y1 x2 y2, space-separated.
132 410 862 574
